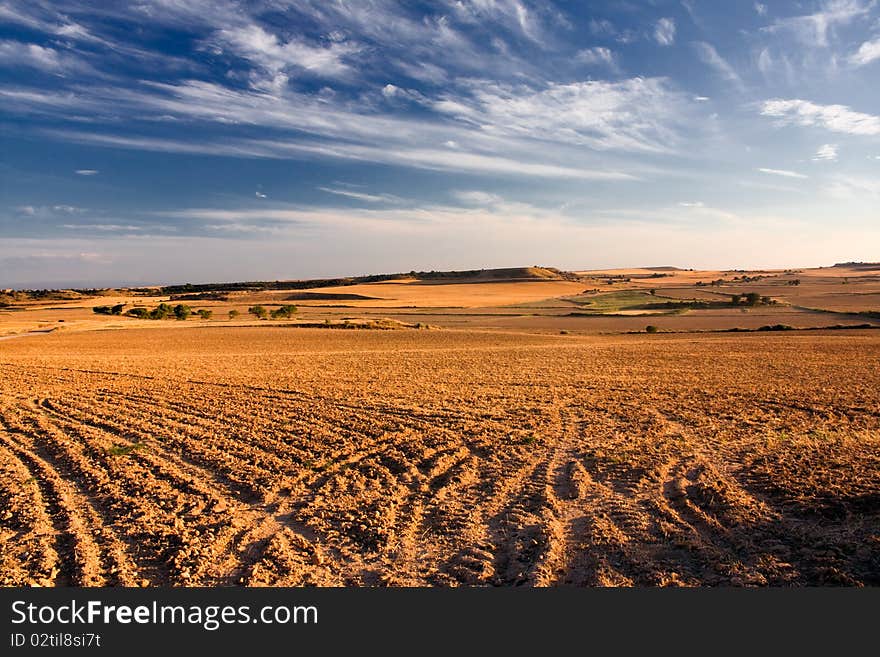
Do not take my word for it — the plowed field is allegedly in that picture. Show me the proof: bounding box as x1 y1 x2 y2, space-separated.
1 328 878 586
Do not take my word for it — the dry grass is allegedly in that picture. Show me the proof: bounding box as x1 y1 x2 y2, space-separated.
1 327 878 586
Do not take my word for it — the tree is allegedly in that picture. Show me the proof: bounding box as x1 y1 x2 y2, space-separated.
648 289 656 296
126 307 149 319
744 292 761 307
270 304 297 320
92 305 112 315
761 296 772 305
248 305 268 319
645 325 659 334
228 309 240 320
197 309 213 320
110 303 125 315
730 294 742 305
149 303 173 320
173 304 191 320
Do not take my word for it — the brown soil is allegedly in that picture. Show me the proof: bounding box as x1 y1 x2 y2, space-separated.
1 328 877 586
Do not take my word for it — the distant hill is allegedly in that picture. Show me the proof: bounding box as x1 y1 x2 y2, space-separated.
156 266 577 295
833 262 880 270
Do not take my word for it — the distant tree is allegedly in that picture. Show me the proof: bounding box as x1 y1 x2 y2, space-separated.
761 296 772 305
228 309 240 320
645 325 659 334
248 305 268 319
197 309 213 320
110 303 125 315
148 303 173 320
173 304 191 320
744 292 762 306
788 279 801 286
92 305 112 315
730 294 743 305
270 304 297 320
126 307 149 319
648 289 656 296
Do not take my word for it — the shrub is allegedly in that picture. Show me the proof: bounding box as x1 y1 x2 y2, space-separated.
228 309 240 320
248 305 268 319
126 307 149 319
92 305 112 315
197 309 213 320
645 325 659 334
270 304 297 320
110 303 125 315
149 303 173 320
173 304 191 320
744 292 762 306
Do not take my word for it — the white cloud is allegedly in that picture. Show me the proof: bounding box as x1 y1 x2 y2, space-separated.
255 191 267 198
757 167 808 179
51 128 636 181
318 187 401 203
589 19 616 36
654 18 676 46
452 190 503 205
447 0 550 44
214 23 358 82
574 47 617 69
755 3 768 16
0 40 63 71
812 143 838 161
678 201 705 207
693 42 743 89
760 98 880 136
825 174 880 199
432 77 692 153
763 0 873 47
694 96 710 101
849 38 880 66
75 169 99 175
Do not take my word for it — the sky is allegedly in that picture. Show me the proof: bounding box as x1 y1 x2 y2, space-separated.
1 1 879 288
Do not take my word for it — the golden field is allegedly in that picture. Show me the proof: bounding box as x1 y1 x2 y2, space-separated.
1 264 878 586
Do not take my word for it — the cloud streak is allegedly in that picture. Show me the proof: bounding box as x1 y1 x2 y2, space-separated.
757 167 808 179
760 98 880 136
693 42 744 90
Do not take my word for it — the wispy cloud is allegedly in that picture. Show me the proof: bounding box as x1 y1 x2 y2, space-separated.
654 18 676 46
75 169 99 175
212 23 359 84
763 0 874 47
760 98 880 136
754 3 768 16
812 143 838 161
693 41 744 90
432 77 693 153
452 190 504 205
849 37 880 66
574 47 617 70
825 174 880 199
318 187 402 203
0 40 76 72
757 167 808 179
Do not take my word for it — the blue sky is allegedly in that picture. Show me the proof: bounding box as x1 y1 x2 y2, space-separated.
1 0 879 287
